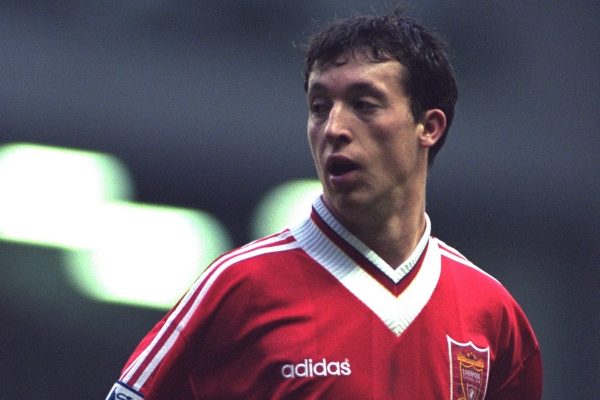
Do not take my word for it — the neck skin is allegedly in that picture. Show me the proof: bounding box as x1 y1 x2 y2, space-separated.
323 174 428 268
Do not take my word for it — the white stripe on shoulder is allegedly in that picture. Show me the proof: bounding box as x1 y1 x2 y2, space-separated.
435 239 499 283
122 231 300 391
120 231 294 379
241 229 293 248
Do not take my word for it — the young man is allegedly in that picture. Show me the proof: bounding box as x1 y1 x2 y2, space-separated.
107 9 542 400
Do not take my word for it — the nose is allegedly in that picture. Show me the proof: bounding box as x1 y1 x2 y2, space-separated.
323 104 351 144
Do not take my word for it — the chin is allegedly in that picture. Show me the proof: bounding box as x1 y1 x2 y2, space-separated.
324 191 372 214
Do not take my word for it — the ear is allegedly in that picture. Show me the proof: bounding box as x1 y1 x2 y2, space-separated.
418 109 447 148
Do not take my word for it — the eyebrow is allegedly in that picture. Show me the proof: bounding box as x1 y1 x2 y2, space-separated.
307 81 386 99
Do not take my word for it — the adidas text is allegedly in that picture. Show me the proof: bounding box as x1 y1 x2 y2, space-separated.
281 358 352 379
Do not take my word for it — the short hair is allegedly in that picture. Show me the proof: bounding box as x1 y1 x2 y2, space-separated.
303 8 458 166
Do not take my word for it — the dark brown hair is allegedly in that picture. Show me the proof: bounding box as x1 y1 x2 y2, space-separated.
304 8 458 166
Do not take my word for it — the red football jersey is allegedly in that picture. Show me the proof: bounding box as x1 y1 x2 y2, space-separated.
106 197 542 399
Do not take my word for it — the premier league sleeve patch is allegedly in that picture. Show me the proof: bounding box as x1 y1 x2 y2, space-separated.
105 381 145 400
447 336 490 400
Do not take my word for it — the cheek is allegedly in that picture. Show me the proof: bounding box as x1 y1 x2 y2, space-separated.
364 126 402 156
369 129 415 168
307 125 321 152
306 128 321 166
373 120 419 152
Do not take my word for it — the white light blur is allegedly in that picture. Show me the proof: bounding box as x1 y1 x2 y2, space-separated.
0 143 232 309
251 178 322 239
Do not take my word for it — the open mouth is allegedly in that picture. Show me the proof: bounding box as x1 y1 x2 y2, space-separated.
326 156 359 177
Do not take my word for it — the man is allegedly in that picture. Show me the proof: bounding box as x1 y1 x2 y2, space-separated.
107 8 542 400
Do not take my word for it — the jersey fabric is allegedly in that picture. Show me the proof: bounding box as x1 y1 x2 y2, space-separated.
106 197 542 400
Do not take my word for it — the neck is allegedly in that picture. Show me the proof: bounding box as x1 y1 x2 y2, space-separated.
324 189 427 268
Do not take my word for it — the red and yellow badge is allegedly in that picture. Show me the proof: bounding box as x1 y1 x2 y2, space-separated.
447 336 490 400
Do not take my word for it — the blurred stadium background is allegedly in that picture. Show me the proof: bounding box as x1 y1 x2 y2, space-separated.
0 1 598 398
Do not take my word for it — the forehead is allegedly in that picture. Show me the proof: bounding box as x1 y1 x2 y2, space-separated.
307 52 406 95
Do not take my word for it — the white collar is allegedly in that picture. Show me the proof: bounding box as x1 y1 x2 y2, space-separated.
311 196 431 284
291 196 441 335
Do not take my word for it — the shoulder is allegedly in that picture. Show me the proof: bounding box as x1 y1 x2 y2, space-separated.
207 230 302 277
432 238 539 344
433 238 514 303
187 230 307 300
164 230 305 335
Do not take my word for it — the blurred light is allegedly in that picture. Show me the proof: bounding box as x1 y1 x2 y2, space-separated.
0 142 232 309
0 142 132 248
251 178 322 238
64 202 232 309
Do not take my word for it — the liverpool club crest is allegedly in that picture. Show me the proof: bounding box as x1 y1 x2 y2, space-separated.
447 336 490 400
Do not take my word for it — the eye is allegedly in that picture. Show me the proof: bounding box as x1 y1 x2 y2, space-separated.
353 99 378 113
309 99 331 116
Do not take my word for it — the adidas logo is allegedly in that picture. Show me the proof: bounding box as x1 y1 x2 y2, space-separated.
281 358 352 379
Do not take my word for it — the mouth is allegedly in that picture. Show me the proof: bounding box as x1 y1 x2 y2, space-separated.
325 155 360 177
